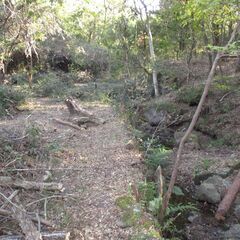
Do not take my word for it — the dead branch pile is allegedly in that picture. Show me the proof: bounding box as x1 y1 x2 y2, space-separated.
0 126 69 239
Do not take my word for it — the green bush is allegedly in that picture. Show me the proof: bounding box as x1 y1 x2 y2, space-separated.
69 39 109 76
10 73 28 85
177 85 206 106
35 72 73 97
138 181 157 205
0 85 25 116
146 147 172 170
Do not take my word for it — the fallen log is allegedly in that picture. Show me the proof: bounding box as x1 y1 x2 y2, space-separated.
11 197 42 240
52 118 84 131
0 232 70 240
0 208 53 227
215 171 240 221
0 176 63 191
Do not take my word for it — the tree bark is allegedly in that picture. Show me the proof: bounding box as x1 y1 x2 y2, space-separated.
11 197 42 240
64 98 105 125
139 0 160 97
0 176 63 191
159 21 240 222
235 55 240 74
0 232 70 240
215 171 240 221
53 118 84 131
0 208 53 227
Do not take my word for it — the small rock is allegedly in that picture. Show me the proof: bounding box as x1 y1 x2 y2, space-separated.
188 211 200 223
219 168 231 177
195 183 221 204
234 205 240 220
234 195 240 205
224 224 240 239
125 139 137 150
43 170 52 182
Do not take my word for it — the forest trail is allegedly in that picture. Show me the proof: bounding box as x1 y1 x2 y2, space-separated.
0 98 143 239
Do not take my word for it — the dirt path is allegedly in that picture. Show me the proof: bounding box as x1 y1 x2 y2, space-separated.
0 98 143 239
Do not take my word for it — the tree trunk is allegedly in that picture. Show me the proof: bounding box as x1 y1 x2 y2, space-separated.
201 21 213 70
159 21 240 222
0 60 5 84
235 55 240 73
215 170 240 221
146 19 159 97
28 55 33 89
140 0 160 97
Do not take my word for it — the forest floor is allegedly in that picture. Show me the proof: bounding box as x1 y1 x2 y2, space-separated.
0 97 144 239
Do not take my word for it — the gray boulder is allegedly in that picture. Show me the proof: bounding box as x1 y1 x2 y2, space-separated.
204 175 230 198
224 224 240 239
196 175 230 204
195 183 221 204
234 205 240 220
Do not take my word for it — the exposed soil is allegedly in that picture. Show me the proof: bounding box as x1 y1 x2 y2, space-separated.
0 98 144 239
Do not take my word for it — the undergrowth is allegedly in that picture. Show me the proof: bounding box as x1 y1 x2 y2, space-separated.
34 72 74 97
177 85 206 106
0 85 25 116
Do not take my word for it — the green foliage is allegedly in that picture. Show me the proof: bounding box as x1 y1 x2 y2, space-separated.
115 195 134 210
177 85 206 106
0 85 25 116
138 181 157 205
173 186 184 196
146 146 172 170
202 158 213 170
148 197 162 216
68 39 109 76
10 73 28 85
148 195 197 236
148 99 178 114
121 206 142 227
166 203 197 217
26 124 41 148
34 72 73 97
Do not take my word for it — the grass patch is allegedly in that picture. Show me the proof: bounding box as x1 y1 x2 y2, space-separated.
34 72 73 97
0 85 25 116
116 195 134 210
146 146 172 170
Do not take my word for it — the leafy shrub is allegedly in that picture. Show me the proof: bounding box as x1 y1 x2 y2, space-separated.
116 195 134 210
177 85 206 106
35 72 73 97
0 85 25 116
69 39 109 76
10 73 28 85
138 181 157 205
146 147 172 170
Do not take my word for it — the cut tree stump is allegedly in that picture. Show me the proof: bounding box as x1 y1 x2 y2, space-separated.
215 170 240 221
64 98 105 126
65 98 93 117
0 176 63 191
